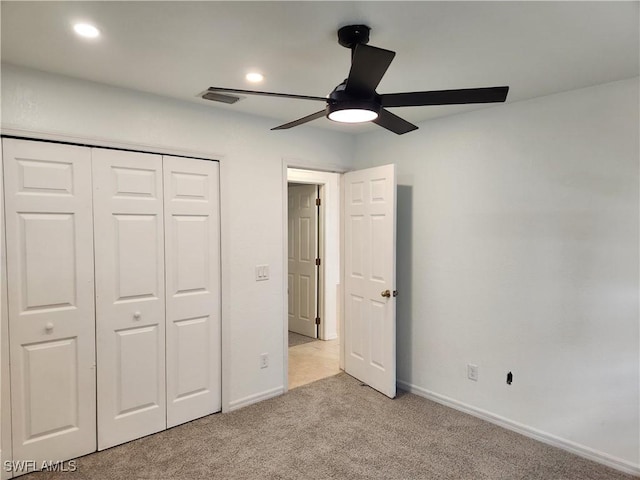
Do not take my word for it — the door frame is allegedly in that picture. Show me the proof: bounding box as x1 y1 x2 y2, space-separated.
282 160 344 392
0 143 8 480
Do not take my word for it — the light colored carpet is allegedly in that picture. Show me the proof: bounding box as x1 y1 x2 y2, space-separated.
288 331 317 347
20 373 634 480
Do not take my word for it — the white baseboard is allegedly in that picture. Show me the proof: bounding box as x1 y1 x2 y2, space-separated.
227 386 284 412
397 379 640 477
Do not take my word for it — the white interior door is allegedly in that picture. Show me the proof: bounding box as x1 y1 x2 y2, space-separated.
164 156 221 428
3 139 97 472
288 184 318 338
343 164 397 398
93 148 166 450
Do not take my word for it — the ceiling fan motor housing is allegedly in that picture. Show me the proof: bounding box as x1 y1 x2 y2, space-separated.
337 24 371 49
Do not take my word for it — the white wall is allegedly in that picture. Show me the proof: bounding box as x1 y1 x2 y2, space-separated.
354 77 640 472
0 63 355 412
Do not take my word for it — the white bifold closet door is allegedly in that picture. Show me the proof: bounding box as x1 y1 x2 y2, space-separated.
2 140 221 462
163 156 220 428
92 149 167 450
2 139 97 472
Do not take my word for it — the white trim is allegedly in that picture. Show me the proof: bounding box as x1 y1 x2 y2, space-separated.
281 157 349 176
220 159 232 412
338 178 345 372
397 380 640 477
227 386 284 412
281 160 289 394
1 126 225 162
0 141 11 480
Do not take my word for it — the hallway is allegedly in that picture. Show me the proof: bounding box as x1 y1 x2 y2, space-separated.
288 333 340 389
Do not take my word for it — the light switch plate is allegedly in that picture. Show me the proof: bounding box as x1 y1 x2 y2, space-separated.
255 264 269 281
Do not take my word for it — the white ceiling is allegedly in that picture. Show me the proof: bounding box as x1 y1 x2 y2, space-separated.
1 1 638 134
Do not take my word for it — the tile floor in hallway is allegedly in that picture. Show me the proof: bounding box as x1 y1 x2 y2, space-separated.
288 334 340 389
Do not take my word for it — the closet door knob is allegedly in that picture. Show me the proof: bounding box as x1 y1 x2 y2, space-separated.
133 311 141 320
45 322 54 333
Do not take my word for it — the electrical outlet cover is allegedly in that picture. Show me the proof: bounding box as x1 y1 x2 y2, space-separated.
260 353 269 369
467 364 478 381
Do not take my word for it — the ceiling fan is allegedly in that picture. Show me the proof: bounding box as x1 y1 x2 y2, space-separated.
204 25 509 135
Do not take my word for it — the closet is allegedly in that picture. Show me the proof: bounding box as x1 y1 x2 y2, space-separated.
1 138 221 476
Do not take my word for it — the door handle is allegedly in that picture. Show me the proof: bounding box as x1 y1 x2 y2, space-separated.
381 290 391 298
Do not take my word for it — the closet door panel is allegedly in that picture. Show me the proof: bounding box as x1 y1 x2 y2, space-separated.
164 156 220 428
2 139 96 473
93 149 166 450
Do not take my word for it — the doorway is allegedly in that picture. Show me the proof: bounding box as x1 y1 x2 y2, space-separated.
285 168 341 390
283 163 398 398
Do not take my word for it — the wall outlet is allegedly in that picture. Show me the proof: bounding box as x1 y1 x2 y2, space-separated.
260 353 269 369
255 264 269 281
467 363 478 381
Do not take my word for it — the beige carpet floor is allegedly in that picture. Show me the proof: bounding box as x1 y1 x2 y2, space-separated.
19 373 635 480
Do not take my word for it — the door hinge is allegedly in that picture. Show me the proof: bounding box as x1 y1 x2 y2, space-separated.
315 317 321 325
315 258 321 266
315 198 321 206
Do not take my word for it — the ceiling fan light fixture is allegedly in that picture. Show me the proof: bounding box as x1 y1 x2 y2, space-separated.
327 99 380 124
328 108 378 123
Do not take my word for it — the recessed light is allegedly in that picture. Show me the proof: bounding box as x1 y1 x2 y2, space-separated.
73 23 100 38
245 72 264 83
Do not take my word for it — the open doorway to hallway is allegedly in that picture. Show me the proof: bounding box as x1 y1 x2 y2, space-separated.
286 168 341 389
287 332 339 389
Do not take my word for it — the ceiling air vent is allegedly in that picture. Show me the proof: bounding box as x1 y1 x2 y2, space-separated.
201 90 241 104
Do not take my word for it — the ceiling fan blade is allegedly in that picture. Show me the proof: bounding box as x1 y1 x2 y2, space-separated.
271 110 327 130
207 87 327 102
373 109 418 135
381 86 509 107
345 44 396 96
